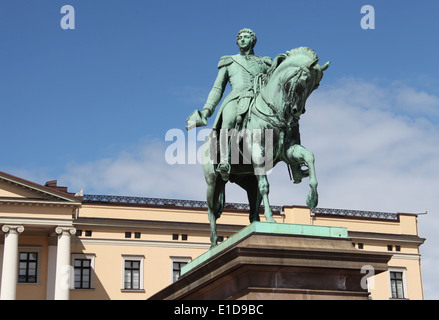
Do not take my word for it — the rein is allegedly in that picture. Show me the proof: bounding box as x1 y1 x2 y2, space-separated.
251 93 287 129
251 65 307 130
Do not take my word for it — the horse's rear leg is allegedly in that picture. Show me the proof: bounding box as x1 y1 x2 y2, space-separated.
206 180 218 248
205 174 225 248
247 181 262 223
252 139 276 223
207 207 218 248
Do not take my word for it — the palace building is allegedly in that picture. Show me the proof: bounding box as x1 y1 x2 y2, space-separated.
0 170 425 300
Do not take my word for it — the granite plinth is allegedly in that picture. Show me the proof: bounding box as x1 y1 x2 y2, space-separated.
181 222 348 276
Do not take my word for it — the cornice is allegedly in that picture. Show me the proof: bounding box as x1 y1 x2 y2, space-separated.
348 230 426 245
0 198 81 207
0 216 74 226
75 237 210 249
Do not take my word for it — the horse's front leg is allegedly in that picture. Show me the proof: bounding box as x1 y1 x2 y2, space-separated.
287 145 319 209
255 174 276 222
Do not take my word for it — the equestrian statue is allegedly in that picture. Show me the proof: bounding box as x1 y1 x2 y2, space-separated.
186 28 330 247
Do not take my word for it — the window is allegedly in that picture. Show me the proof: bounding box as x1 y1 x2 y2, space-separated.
74 259 91 289
76 230 92 237
122 255 144 291
124 261 140 289
172 234 188 240
170 257 191 283
357 243 364 249
125 232 140 239
72 253 95 289
18 252 38 283
387 245 393 251
172 261 187 282
390 271 405 299
395 245 401 252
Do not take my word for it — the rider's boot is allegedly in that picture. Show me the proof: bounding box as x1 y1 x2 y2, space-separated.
217 127 232 182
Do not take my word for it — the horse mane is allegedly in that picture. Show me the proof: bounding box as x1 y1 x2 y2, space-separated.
265 47 319 82
286 47 319 63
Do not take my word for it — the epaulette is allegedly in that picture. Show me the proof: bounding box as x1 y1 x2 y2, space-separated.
217 55 233 68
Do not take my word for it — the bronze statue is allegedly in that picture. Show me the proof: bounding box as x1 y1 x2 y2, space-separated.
188 28 272 181
187 29 330 247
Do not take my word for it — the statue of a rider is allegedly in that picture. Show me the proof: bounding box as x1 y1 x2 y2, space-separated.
186 28 272 181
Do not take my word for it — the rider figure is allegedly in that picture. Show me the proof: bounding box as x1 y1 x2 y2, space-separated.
197 28 272 181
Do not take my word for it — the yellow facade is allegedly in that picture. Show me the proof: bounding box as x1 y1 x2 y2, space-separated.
0 171 425 300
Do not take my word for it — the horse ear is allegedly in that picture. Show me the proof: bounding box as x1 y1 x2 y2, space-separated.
321 61 331 71
272 54 288 69
266 53 288 79
309 59 319 68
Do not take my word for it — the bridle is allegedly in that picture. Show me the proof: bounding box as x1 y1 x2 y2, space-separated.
252 65 312 130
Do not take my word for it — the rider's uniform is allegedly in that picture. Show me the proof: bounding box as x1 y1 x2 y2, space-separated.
202 53 272 130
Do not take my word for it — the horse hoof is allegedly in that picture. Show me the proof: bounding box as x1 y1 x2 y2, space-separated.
306 189 318 209
306 196 318 209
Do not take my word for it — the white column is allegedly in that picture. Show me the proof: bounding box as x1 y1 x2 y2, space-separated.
54 226 76 300
0 225 24 300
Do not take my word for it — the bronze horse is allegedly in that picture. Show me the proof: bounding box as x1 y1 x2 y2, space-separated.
200 47 330 247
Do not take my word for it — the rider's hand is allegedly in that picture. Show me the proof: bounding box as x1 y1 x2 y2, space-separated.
201 109 210 120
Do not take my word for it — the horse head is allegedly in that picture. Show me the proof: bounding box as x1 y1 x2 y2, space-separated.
267 47 330 120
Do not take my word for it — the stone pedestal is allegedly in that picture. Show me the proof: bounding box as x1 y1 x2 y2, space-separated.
149 222 391 300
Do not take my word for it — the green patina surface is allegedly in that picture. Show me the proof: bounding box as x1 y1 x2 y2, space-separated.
186 29 330 248
180 222 347 276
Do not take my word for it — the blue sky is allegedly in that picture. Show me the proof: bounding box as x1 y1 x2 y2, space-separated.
1 0 437 174
1 0 439 299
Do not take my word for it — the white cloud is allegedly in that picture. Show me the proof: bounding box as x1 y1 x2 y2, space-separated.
60 141 207 200
59 78 439 299
302 79 439 299
299 79 439 213
394 85 439 118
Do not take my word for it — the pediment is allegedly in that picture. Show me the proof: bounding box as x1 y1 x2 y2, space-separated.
0 171 81 206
